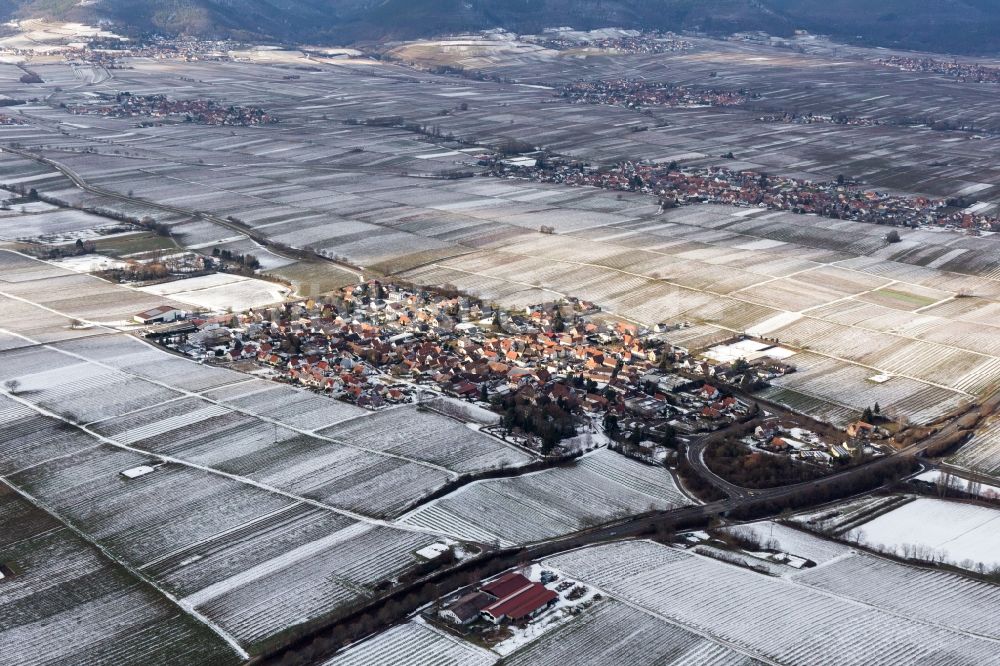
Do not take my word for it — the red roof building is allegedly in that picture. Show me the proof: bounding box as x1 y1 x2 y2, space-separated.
481 581 558 624
481 572 531 599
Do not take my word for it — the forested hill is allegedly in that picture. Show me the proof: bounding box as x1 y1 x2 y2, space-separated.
4 0 999 54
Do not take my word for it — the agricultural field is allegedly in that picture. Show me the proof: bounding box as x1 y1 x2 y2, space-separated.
138 273 292 311
2 46 1000 428
545 540 1000 665
839 497 1000 572
504 597 764 666
317 405 533 475
951 415 1000 478
1 397 447 654
0 486 244 666
321 621 497 666
398 449 687 545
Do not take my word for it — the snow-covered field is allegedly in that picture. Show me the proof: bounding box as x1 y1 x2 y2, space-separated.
0 486 243 666
322 622 497 666
319 405 532 475
504 597 759 666
545 540 1000 665
138 273 290 311
398 449 687 544
848 497 1000 571
723 521 852 569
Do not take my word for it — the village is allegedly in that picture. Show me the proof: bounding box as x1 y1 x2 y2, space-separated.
67 91 278 126
489 157 1000 233
139 277 889 471
875 55 1000 84
558 79 760 110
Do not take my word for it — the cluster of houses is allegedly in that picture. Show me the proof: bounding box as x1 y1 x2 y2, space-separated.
148 281 771 445
526 30 692 54
559 79 758 110
440 572 558 626
491 158 1000 232
68 92 276 127
875 56 1000 84
751 417 889 465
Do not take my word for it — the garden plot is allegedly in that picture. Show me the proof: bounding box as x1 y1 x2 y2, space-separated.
951 416 1000 478
760 352 967 426
0 293 118 346
54 334 248 393
318 405 533 475
846 498 1000 572
546 540 1000 666
0 490 243 666
398 449 686 545
322 622 497 666
504 597 761 666
138 273 291 311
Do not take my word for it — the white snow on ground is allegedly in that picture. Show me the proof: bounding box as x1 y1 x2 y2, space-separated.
915 470 1000 500
49 255 127 273
724 521 852 570
138 273 290 311
545 540 1000 665
320 621 497 666
854 497 1000 571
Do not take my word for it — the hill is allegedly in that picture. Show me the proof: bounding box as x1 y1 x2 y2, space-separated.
3 0 998 54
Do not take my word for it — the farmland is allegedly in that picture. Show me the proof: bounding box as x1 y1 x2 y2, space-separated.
836 497 1000 572
0 250 511 655
544 540 1000 665
399 448 688 545
4 20 1000 666
0 485 244 666
321 622 497 666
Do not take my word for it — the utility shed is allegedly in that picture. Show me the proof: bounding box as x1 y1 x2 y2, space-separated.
120 465 156 479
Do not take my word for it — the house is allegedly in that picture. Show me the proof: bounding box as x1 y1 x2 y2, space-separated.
134 305 182 325
846 421 876 439
441 591 492 625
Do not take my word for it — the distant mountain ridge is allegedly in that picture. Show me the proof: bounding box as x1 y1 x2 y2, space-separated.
3 0 999 54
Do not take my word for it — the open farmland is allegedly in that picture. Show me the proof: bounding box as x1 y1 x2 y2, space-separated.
399 449 688 545
545 540 1000 665
951 415 1000 478
504 597 764 666
321 621 497 666
137 273 292 311
842 497 1000 571
317 405 533 475
0 485 244 666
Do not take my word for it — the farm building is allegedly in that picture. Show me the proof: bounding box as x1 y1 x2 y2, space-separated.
479 572 558 624
134 305 182 324
440 591 492 625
